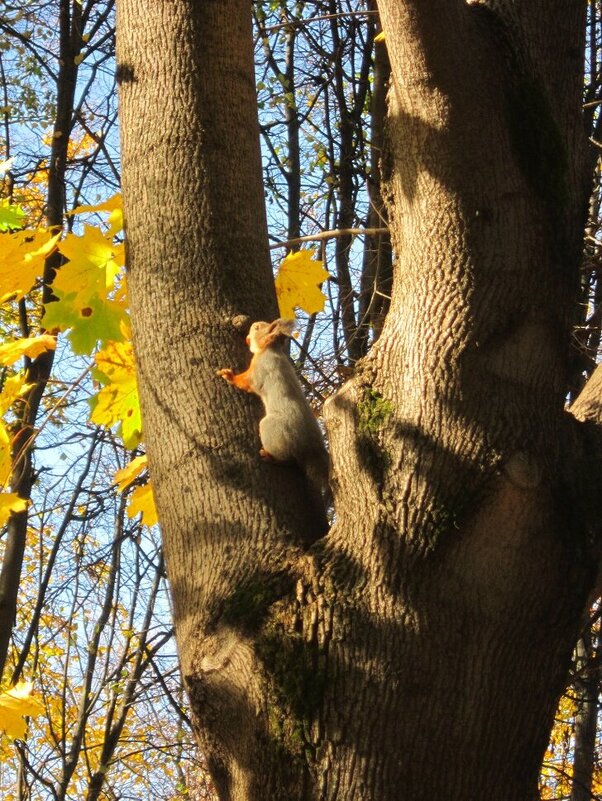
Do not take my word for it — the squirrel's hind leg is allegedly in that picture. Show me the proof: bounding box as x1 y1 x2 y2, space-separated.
259 447 294 465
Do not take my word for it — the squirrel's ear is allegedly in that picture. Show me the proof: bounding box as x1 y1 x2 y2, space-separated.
258 320 287 349
276 319 296 337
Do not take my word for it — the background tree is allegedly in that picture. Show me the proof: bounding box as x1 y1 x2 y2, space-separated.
116 2 602 801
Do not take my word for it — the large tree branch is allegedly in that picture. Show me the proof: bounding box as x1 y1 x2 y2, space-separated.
570 362 602 423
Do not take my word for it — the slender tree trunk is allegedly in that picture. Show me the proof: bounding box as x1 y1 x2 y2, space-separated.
329 7 360 364
328 5 373 364
117 1 601 800
284 15 301 246
0 0 82 681
570 626 599 801
358 6 392 355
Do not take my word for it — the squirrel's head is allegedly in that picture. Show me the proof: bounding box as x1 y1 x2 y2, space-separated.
247 319 295 353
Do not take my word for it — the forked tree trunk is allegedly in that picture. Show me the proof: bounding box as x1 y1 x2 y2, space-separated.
117 1 600 800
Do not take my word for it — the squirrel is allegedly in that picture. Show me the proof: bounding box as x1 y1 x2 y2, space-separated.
217 318 330 514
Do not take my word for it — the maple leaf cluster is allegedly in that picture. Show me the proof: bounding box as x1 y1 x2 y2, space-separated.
0 194 152 531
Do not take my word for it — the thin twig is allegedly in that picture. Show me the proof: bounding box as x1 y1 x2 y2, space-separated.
269 226 388 249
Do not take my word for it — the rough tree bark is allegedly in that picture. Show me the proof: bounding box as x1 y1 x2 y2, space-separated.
117 1 601 800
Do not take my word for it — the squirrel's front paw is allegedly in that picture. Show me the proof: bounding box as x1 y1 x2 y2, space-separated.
216 368 234 382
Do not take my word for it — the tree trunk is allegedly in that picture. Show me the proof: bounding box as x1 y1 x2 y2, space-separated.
569 626 599 801
0 0 82 681
117 1 601 800
117 1 325 797
358 5 392 355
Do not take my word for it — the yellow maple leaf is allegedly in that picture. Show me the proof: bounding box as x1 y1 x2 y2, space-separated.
114 455 159 527
54 225 124 305
107 206 123 236
0 422 11 487
114 454 147 493
0 682 45 741
127 482 158 527
0 374 33 416
69 193 123 236
0 335 56 367
90 340 142 447
0 230 61 303
274 249 329 318
0 494 28 527
69 192 121 216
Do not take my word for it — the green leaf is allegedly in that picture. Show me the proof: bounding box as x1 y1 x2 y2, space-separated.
0 199 26 232
43 291 127 354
